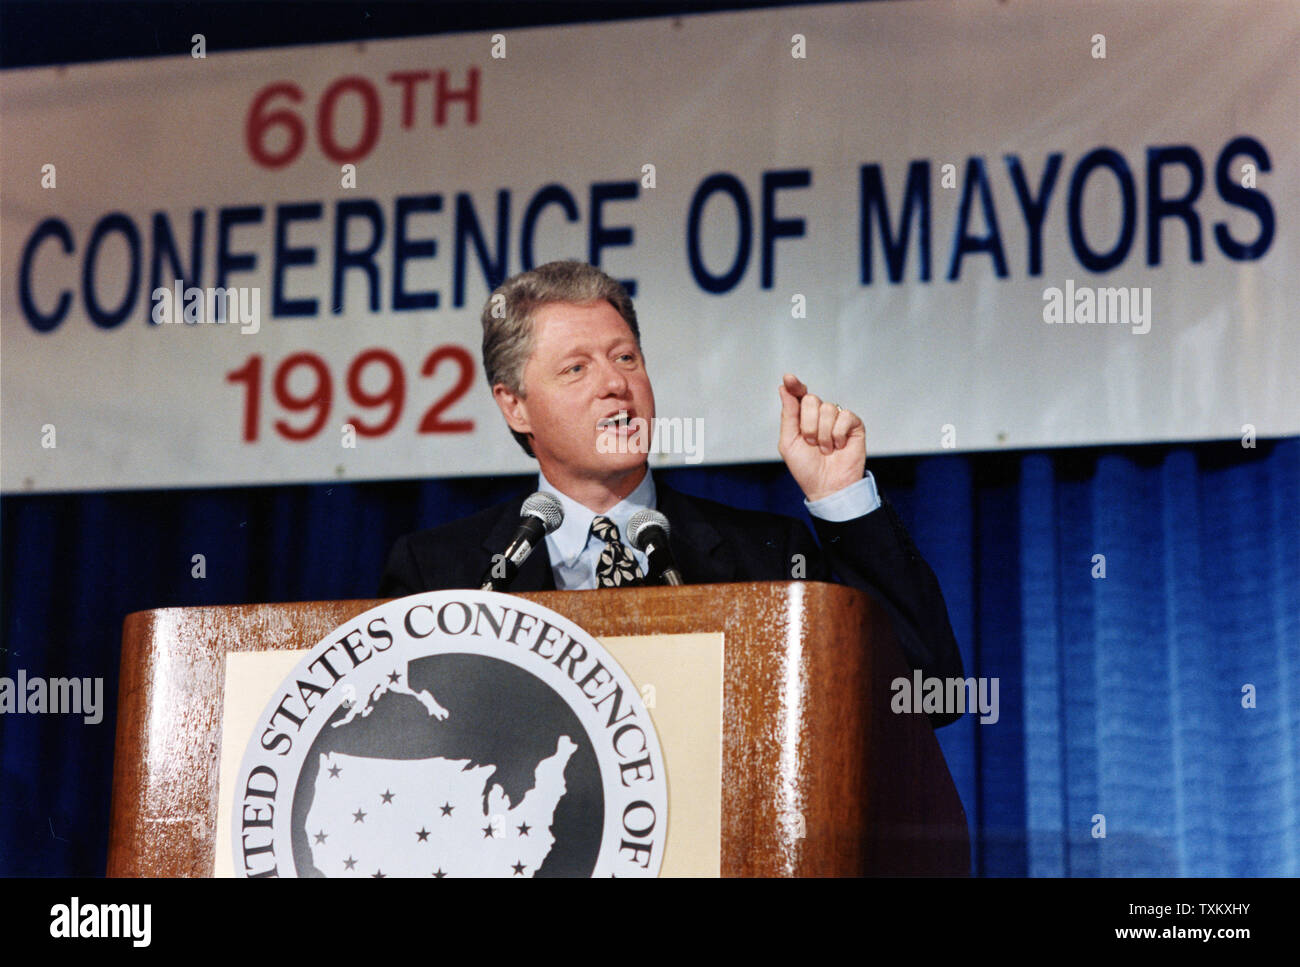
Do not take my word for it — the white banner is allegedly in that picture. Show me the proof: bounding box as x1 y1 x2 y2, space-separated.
3 0 1297 493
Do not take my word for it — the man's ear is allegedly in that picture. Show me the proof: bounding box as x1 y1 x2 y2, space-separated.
493 383 531 437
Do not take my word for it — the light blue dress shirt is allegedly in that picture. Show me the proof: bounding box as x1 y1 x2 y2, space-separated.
538 468 882 590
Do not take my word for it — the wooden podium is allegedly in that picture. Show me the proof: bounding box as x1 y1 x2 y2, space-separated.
109 582 969 876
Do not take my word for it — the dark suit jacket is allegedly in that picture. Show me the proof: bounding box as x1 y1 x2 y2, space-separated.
379 481 964 724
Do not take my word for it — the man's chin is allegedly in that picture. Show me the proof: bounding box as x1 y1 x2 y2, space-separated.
597 454 649 477
586 456 650 489
537 449 646 482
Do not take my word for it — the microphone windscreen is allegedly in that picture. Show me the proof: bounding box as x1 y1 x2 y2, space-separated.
521 492 564 533
627 509 671 551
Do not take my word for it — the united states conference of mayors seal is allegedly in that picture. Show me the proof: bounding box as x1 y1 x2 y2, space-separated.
233 591 668 877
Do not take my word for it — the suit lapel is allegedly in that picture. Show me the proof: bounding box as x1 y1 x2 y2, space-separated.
655 482 735 584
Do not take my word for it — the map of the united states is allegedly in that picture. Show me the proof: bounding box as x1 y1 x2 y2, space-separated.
305 735 578 877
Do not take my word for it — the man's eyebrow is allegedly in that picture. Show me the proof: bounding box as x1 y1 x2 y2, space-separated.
553 348 594 368
561 336 635 355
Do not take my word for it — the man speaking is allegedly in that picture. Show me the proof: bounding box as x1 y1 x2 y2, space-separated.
380 261 963 713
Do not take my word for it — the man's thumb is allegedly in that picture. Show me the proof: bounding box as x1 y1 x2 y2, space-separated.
778 381 800 438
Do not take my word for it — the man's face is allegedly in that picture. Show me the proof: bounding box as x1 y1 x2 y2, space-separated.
497 299 655 489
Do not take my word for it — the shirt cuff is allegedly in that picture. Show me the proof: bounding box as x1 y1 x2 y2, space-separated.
804 471 882 522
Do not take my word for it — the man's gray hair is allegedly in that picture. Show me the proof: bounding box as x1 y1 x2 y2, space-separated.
481 261 641 457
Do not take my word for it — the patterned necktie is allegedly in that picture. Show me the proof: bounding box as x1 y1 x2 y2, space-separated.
591 516 645 587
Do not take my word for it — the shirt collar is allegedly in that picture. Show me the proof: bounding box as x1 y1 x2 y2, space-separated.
538 469 657 566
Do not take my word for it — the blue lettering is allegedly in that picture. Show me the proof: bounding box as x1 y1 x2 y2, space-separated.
520 184 579 271
589 181 638 296
687 172 751 295
1005 153 1062 277
453 190 510 308
1146 145 1204 267
1214 136 1273 261
273 202 322 316
1067 148 1136 273
331 199 384 314
216 205 263 289
761 169 810 289
859 161 930 284
947 157 1007 281
19 218 75 333
392 194 440 310
83 212 140 329
149 210 205 319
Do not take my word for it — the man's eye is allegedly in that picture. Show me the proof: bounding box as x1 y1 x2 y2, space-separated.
565 363 584 374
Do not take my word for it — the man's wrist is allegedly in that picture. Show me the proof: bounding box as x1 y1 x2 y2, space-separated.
804 471 881 522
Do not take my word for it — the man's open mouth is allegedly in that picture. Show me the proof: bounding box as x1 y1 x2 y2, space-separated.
597 411 632 430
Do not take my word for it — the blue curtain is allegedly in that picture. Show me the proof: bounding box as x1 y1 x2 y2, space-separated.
2 437 1297 875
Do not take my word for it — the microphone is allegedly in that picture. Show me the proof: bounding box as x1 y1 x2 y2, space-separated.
628 509 685 586
480 492 564 591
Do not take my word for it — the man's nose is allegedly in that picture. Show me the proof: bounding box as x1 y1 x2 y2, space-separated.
596 358 630 395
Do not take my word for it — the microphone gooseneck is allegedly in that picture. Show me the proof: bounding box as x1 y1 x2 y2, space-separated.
480 492 564 591
627 509 685 586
